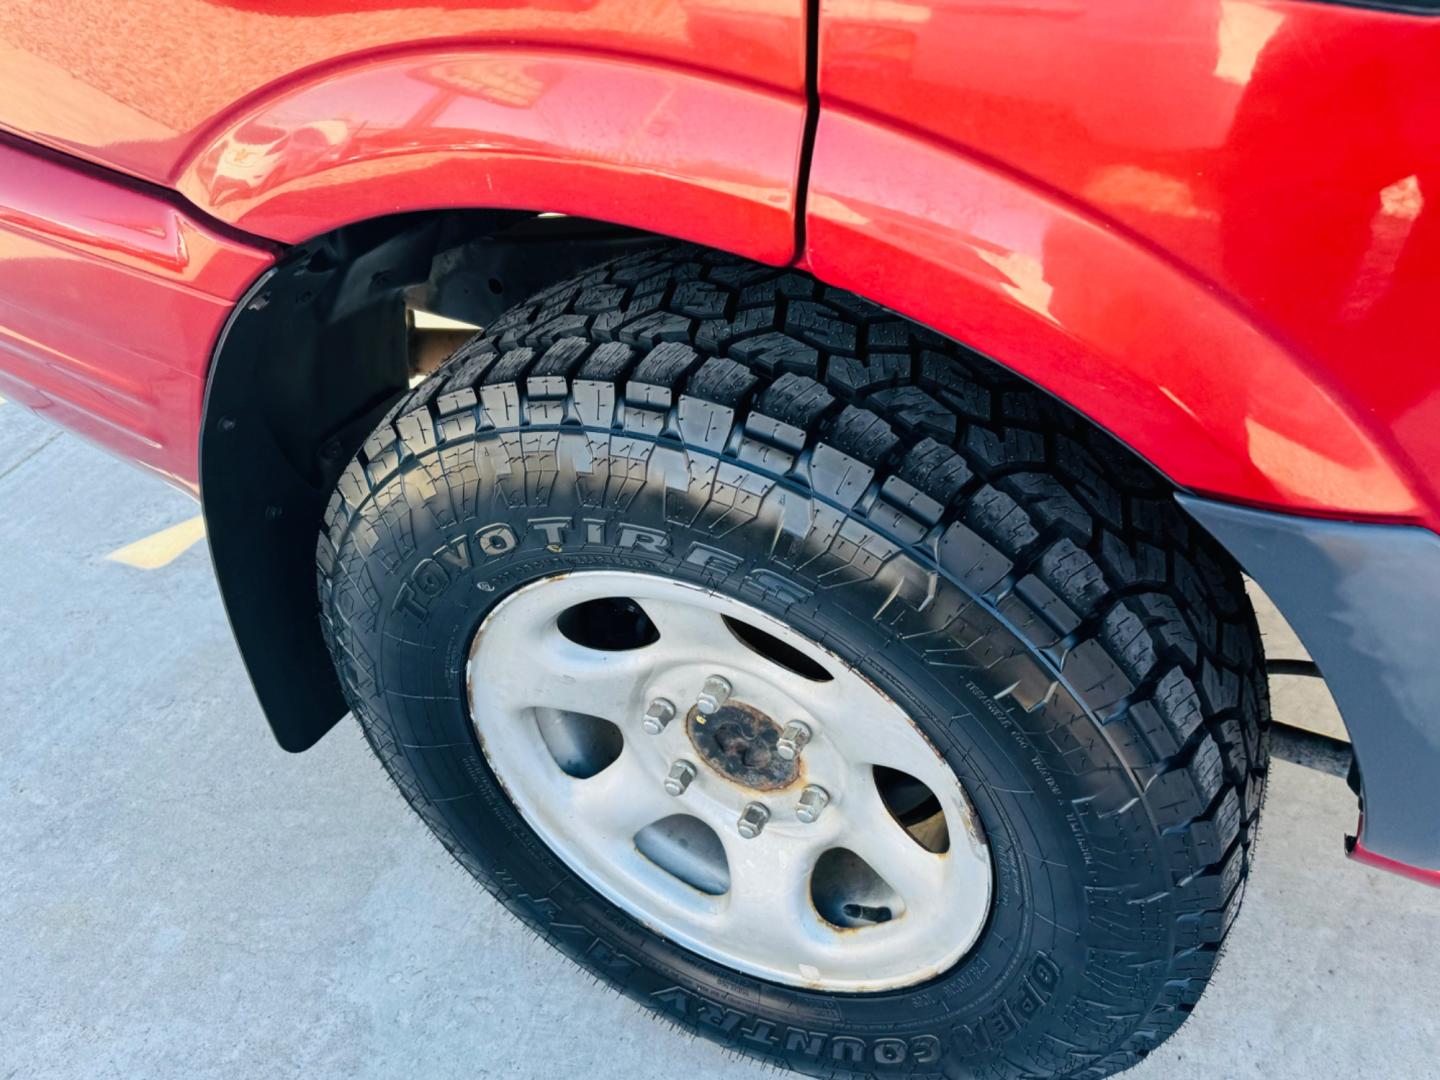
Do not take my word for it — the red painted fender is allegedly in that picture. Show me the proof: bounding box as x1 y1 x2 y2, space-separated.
806 0 1440 532
175 47 806 267
801 110 1428 527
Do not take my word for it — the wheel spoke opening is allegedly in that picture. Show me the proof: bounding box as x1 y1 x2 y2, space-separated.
722 616 833 682
556 596 659 651
811 848 906 929
635 815 731 896
531 707 623 779
873 765 950 853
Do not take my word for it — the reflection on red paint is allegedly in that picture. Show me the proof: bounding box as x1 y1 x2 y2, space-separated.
813 0 1440 529
0 138 274 491
174 50 805 265
0 0 805 182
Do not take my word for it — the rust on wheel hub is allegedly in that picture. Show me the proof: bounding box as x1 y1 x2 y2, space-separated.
686 701 799 791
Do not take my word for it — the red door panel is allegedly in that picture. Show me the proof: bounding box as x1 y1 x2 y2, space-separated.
0 137 275 489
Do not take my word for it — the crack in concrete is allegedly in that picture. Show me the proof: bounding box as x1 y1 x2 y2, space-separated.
0 431 62 486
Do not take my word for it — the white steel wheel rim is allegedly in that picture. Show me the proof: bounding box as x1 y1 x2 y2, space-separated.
466 570 993 992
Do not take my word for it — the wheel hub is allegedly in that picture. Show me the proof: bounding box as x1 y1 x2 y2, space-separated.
687 702 798 790
466 570 994 991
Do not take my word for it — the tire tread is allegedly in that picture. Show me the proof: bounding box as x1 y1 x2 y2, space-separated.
318 243 1270 1080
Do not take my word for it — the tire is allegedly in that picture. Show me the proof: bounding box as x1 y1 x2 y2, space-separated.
317 244 1269 1079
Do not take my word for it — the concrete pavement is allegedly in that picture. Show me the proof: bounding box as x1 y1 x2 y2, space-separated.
2 402 1436 1080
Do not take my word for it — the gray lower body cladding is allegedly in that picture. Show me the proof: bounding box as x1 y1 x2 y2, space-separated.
1180 494 1440 873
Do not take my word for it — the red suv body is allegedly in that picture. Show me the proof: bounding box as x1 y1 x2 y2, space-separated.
1 1 1437 883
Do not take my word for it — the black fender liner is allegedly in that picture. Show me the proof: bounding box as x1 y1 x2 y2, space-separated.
200 222 437 751
1180 494 1440 872
200 213 661 750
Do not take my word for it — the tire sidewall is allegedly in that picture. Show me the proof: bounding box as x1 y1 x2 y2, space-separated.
325 424 1169 1078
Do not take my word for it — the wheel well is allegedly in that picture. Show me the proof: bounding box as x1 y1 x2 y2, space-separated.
201 211 1199 752
200 210 663 750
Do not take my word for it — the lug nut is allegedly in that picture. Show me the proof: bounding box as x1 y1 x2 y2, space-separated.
642 698 676 735
776 720 812 761
737 802 770 839
795 785 830 824
696 674 732 716
664 760 697 796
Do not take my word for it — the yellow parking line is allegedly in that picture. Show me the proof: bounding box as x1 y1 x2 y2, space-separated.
106 515 206 570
